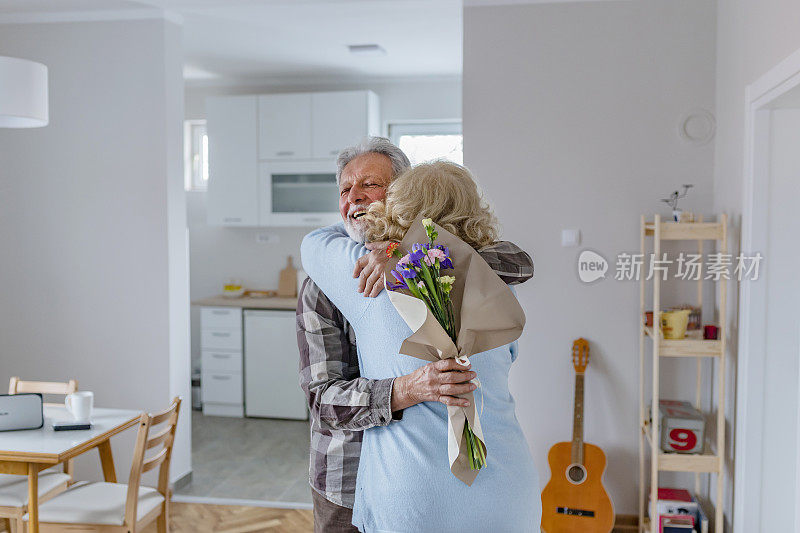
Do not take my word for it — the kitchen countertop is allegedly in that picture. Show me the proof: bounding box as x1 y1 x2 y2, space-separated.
192 295 298 310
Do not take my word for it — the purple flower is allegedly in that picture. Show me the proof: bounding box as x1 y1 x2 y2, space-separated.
387 280 407 290
388 269 408 290
398 265 418 279
409 245 426 267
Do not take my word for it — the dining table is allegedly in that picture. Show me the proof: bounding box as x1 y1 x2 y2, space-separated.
0 404 141 533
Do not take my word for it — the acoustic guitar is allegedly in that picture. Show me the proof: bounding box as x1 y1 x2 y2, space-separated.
541 338 614 533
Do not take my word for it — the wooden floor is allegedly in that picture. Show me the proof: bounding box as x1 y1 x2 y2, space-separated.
141 503 314 533
0 503 313 533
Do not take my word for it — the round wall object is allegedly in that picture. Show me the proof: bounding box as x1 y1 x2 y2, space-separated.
678 109 715 145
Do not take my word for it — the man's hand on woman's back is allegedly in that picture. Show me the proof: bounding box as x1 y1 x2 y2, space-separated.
353 241 390 297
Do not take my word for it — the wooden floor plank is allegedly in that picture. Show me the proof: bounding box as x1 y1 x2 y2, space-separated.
137 502 314 533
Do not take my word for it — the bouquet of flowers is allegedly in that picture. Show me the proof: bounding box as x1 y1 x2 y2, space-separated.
386 218 486 471
383 216 526 485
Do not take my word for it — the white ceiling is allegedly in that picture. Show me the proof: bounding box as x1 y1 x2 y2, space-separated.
0 0 464 83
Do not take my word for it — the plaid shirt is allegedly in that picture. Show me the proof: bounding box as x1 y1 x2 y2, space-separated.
296 241 534 508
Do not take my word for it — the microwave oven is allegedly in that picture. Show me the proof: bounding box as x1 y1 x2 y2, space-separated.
259 159 341 227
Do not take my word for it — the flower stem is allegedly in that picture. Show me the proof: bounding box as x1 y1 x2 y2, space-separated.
463 420 485 470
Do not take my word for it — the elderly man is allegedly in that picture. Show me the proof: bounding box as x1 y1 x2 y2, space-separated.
296 137 533 533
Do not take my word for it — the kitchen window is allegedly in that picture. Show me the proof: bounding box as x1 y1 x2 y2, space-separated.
185 119 209 191
388 121 463 165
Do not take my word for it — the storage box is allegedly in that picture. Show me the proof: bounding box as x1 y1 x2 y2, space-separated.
658 400 705 454
649 488 699 532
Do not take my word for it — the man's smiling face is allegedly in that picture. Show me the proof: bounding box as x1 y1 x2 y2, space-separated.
338 152 394 242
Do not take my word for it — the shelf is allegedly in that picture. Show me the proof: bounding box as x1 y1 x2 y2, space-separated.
643 326 722 357
641 421 721 473
639 214 727 533
644 221 723 240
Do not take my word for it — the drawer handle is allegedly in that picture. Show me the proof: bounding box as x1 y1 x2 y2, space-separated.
211 375 231 381
211 332 231 338
276 150 295 156
211 310 230 315
224 217 242 223
212 354 231 359
303 217 322 222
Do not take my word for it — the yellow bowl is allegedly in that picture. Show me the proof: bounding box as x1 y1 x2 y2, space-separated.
661 310 691 339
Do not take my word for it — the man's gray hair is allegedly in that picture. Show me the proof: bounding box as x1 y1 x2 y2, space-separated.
336 136 411 184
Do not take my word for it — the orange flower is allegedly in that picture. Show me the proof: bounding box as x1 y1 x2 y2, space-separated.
386 242 400 258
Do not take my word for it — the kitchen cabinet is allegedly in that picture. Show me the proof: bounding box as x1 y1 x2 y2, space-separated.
200 307 244 417
311 91 380 159
197 305 306 420
243 310 307 420
206 90 379 227
258 93 312 160
206 96 259 226
258 159 340 227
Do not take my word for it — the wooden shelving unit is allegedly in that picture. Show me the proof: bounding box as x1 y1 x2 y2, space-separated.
638 214 727 533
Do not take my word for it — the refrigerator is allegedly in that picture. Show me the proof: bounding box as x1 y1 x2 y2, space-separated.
243 309 308 419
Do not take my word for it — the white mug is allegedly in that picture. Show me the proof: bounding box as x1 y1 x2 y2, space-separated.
65 391 94 423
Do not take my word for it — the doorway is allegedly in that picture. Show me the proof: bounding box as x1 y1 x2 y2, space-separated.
736 50 800 532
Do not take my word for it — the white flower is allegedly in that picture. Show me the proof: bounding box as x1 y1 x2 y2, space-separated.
421 218 433 228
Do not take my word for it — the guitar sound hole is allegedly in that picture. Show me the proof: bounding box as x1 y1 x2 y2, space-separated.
567 465 586 483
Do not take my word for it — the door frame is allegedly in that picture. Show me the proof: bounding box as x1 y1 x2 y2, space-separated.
735 46 800 533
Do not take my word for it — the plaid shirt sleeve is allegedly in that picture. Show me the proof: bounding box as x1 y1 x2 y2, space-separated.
477 240 534 285
297 277 400 431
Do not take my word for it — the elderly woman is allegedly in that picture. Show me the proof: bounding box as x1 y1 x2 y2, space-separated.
300 161 540 533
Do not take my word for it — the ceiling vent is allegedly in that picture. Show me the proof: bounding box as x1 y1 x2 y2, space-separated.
347 44 386 56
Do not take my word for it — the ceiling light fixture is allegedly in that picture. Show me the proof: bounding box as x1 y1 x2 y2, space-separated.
348 44 386 57
0 56 48 128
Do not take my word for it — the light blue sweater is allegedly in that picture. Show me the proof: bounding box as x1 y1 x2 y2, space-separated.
301 223 541 533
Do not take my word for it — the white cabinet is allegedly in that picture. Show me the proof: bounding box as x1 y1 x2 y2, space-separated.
311 91 380 159
258 93 312 160
199 306 306 420
244 310 307 420
206 96 259 226
205 90 379 227
202 350 243 374
200 307 244 417
202 372 243 405
258 159 341 227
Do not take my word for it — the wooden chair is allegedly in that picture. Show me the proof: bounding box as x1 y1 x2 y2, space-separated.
7 378 78 396
0 379 79 533
26 397 182 533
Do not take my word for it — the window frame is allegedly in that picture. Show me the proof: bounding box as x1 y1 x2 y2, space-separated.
387 119 463 165
184 119 208 191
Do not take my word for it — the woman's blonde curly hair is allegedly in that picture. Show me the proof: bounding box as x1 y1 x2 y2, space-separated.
364 160 499 249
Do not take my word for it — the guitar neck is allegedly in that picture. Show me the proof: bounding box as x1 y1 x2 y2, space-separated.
571 373 585 465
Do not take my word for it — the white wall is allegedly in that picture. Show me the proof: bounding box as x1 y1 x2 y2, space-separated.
714 1 800 529
463 0 716 515
0 18 190 484
185 77 461 373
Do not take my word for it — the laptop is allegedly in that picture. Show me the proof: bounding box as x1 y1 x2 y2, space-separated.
0 393 44 432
